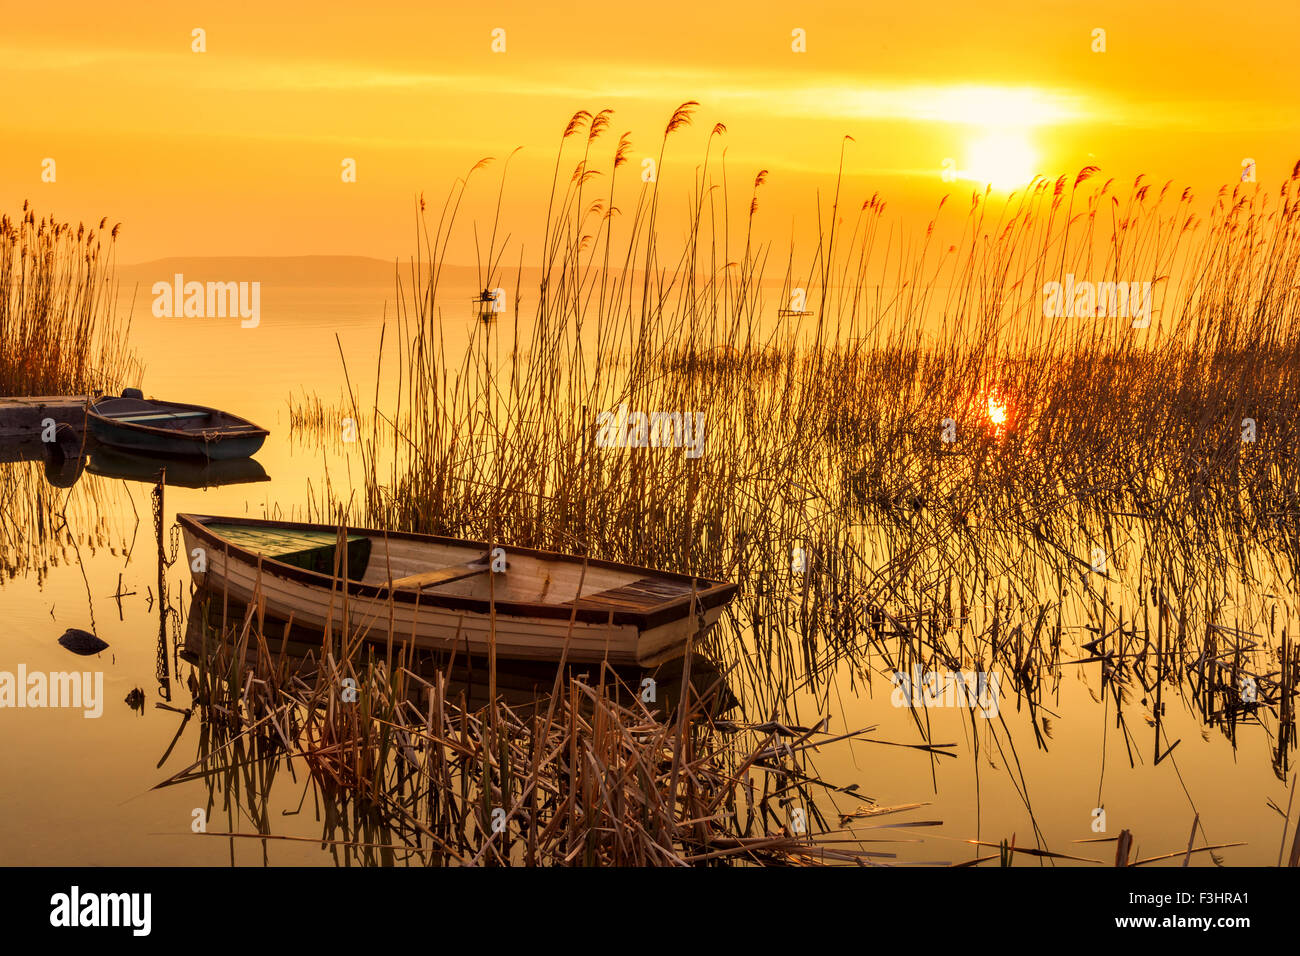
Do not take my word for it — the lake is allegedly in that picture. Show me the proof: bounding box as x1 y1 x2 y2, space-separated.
0 260 1293 866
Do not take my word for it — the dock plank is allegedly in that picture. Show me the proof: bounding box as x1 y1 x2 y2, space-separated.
0 396 93 438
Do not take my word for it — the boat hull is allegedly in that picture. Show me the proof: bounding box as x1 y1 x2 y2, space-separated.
87 396 268 461
88 420 266 460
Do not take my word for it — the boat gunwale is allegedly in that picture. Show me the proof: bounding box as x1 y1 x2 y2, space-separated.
87 396 270 441
177 513 738 629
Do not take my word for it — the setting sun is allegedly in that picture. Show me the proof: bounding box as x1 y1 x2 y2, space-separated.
964 130 1038 192
987 395 1009 425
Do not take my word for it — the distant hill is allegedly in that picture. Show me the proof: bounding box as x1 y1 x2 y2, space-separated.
116 255 513 288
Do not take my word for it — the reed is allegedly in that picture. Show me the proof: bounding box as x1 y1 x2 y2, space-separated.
285 387 379 451
0 203 139 396
163 597 919 866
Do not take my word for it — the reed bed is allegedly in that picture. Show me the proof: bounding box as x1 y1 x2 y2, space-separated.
332 110 1299 583
0 203 139 396
286 389 372 435
166 587 1293 864
162 597 922 866
0 457 131 588
276 107 1300 859
298 107 1295 686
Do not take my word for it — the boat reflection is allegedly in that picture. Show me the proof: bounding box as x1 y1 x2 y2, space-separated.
87 444 269 488
0 434 269 489
180 589 737 716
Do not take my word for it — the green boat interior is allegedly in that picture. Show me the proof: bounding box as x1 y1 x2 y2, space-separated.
208 523 374 579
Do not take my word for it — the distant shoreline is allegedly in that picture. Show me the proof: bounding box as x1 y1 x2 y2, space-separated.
116 255 495 287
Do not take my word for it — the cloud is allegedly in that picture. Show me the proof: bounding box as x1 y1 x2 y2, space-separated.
0 43 1286 134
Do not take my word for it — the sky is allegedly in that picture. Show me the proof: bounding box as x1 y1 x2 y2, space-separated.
3 1 1298 264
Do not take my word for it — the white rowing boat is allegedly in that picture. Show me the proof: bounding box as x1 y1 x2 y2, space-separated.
177 514 737 666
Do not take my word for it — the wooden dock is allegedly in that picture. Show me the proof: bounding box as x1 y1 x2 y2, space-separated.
0 396 91 439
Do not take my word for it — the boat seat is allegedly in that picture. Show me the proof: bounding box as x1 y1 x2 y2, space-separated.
389 561 490 591
108 411 209 423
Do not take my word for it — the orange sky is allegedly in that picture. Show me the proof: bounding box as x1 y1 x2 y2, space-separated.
4 1 1297 263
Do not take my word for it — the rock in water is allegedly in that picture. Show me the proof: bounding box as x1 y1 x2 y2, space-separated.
58 628 108 655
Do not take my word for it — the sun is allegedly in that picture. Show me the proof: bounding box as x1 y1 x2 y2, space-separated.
986 395 1008 426
964 130 1038 192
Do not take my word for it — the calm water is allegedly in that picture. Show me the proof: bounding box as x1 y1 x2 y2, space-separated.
0 270 1292 865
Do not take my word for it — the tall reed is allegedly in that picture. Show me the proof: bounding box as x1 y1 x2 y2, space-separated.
0 203 138 396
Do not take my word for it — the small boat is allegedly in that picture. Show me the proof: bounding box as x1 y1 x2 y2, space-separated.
87 390 268 460
177 514 738 666
473 288 500 322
